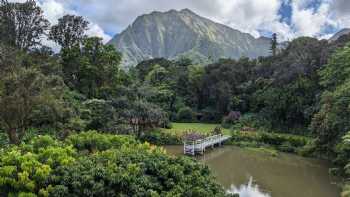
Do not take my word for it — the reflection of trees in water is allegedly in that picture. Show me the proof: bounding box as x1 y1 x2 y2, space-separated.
227 177 271 197
197 146 230 162
197 146 340 197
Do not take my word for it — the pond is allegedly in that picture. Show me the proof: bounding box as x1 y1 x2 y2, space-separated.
164 146 341 197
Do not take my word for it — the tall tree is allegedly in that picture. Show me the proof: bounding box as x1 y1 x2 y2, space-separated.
311 43 350 153
0 0 49 50
0 67 61 144
61 37 121 98
271 33 277 56
49 14 89 49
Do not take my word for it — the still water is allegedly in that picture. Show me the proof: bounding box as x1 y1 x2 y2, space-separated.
164 146 341 197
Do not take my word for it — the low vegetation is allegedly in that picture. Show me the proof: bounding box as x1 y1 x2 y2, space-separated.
162 123 230 135
2 0 350 195
229 130 310 154
0 131 228 197
150 122 310 156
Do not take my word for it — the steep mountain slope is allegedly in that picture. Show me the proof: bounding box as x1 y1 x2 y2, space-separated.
108 9 271 67
329 28 350 42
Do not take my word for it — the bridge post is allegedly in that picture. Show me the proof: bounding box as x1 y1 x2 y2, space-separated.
183 141 185 154
192 141 195 156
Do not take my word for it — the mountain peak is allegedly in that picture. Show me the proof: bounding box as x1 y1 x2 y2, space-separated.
180 8 195 14
329 28 350 42
143 9 198 18
109 10 271 68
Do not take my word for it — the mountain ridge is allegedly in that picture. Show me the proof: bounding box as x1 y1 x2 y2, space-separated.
108 9 272 67
329 28 350 42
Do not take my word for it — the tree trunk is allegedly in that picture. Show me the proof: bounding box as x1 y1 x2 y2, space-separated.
7 128 20 145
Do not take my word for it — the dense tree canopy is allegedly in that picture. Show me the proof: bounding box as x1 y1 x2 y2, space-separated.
311 43 350 154
0 0 49 50
61 37 122 98
2 1 350 195
49 14 89 49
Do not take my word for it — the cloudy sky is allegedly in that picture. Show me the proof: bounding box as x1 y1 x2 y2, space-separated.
10 0 350 43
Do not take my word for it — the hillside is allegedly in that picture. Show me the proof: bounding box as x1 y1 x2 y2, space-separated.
108 9 271 67
329 28 350 42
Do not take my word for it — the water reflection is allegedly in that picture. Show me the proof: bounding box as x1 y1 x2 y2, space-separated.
164 146 341 197
227 177 271 197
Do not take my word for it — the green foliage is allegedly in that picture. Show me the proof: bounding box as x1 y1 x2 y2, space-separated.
211 126 223 135
49 14 89 49
61 37 122 98
82 99 117 132
3 2 350 195
334 132 350 197
140 130 182 145
229 130 309 153
319 44 350 89
0 135 76 196
177 107 195 122
0 63 65 144
66 130 137 152
0 0 50 50
236 113 271 129
127 100 168 137
0 132 227 197
341 184 350 197
270 33 277 56
222 111 241 128
0 131 8 147
162 122 230 136
311 43 350 154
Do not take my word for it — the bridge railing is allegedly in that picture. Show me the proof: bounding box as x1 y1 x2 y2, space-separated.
184 134 223 144
184 134 229 155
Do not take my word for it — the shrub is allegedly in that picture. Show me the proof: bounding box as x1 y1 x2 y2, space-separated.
66 130 137 152
164 120 173 129
212 126 223 135
222 111 241 126
229 130 309 153
176 107 194 122
50 147 226 197
200 108 221 123
140 130 182 145
298 139 318 157
0 136 76 197
0 132 228 197
238 113 272 129
279 142 295 153
341 184 350 197
183 131 206 141
0 132 8 147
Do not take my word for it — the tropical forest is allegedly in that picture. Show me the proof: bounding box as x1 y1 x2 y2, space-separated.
1 0 350 196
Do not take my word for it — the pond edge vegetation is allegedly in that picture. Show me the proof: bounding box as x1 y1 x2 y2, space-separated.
1 0 350 196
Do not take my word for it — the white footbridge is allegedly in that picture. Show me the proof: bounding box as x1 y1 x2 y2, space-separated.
183 134 231 155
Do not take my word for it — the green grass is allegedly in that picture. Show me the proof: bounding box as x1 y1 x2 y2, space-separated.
162 122 230 135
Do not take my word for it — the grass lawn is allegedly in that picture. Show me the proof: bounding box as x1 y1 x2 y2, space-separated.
162 122 231 135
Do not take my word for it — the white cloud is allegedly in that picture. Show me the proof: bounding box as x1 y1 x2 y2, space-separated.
288 0 350 39
8 0 350 43
9 0 111 46
40 0 66 24
66 0 294 41
87 24 111 43
291 0 331 37
211 0 288 38
319 33 333 40
329 0 350 28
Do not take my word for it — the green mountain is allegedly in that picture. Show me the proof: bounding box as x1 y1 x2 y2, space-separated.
329 28 350 42
108 9 271 67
